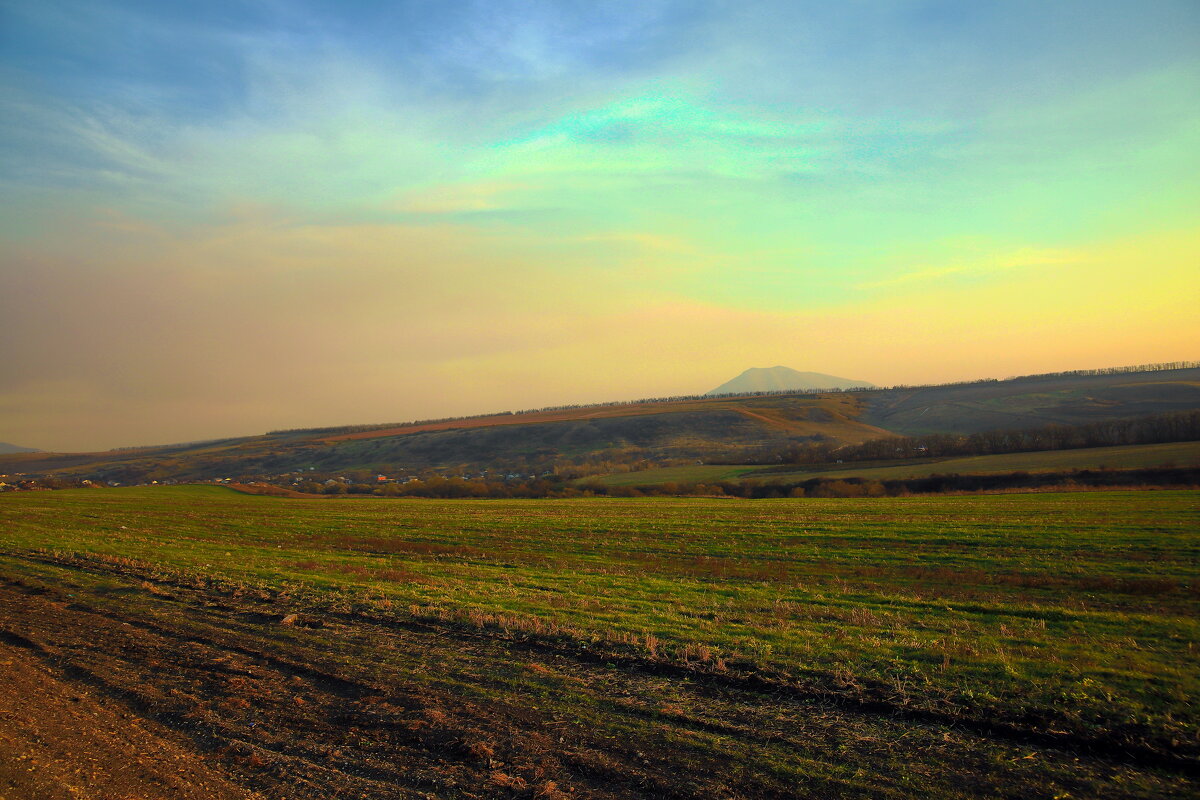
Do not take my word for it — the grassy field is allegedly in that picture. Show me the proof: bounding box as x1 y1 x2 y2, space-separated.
0 486 1197 798
581 463 761 486
589 440 1200 487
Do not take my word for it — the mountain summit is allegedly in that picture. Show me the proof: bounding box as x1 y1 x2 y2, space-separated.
706 366 875 396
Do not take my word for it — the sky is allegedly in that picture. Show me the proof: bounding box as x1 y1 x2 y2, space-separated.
1 0 1198 451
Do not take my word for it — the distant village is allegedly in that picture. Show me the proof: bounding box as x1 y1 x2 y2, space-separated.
0 468 560 495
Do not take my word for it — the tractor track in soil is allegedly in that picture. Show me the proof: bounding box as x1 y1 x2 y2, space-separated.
0 555 1195 799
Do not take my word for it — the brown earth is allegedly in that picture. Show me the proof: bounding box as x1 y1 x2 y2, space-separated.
227 483 329 499
0 563 1193 800
0 637 259 800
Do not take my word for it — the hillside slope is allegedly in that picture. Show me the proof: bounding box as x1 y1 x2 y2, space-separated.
2 366 1196 484
0 394 888 483
862 367 1200 435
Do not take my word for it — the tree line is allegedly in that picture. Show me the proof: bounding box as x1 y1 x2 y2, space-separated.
679 466 1200 499
729 410 1200 467
287 464 1200 498
10 463 1197 498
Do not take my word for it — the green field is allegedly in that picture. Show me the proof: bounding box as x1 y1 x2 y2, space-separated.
1 486 1197 798
582 463 760 486
590 440 1200 487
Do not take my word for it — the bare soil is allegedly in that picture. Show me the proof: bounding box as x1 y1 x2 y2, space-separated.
0 636 259 800
0 565 1193 800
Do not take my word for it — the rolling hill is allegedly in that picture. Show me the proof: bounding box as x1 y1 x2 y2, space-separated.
1 364 1196 485
0 393 889 483
586 440 1200 487
861 368 1200 434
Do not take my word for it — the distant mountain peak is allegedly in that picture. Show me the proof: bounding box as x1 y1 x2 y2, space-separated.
706 366 875 396
0 441 40 455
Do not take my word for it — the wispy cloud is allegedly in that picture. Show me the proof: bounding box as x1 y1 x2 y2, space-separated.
2 1 1198 449
858 248 1083 290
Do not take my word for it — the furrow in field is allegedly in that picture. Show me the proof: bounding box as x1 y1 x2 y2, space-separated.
3 552 1196 796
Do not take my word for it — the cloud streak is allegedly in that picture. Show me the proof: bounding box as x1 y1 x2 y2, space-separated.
1 1 1198 449
857 247 1083 290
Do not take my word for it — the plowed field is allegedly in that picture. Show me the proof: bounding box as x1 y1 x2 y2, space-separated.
1 487 1196 798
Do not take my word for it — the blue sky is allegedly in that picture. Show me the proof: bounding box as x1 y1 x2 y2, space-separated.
2 0 1198 449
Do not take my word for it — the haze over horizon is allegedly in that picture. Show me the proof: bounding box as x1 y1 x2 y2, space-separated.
3 1 1198 452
